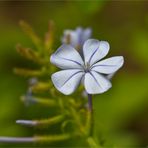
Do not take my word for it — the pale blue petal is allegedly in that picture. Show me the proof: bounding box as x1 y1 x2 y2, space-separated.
84 71 112 94
62 28 92 49
61 30 79 47
83 39 110 66
50 44 84 69
82 28 92 43
51 69 84 95
91 56 124 74
69 31 79 47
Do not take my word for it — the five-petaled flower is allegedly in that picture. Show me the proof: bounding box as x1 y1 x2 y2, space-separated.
50 39 124 95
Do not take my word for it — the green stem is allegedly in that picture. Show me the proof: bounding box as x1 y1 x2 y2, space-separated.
87 94 93 136
87 137 101 148
35 134 71 143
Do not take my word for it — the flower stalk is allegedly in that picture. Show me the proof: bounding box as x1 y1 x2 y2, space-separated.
87 94 94 137
88 94 93 113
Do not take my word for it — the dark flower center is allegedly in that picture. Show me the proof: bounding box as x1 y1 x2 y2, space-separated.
84 62 90 72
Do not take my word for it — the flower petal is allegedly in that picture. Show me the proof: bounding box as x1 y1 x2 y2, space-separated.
62 28 92 49
51 69 84 95
83 39 110 66
82 28 92 43
91 56 124 74
63 30 79 47
50 44 84 69
84 71 112 94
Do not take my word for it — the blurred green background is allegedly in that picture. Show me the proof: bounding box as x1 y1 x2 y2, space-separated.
0 0 148 147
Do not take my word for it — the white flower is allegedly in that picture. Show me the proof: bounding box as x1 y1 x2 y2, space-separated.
61 27 92 49
62 27 113 81
50 39 124 95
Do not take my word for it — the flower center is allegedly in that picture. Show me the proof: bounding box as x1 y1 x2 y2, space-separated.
84 62 90 72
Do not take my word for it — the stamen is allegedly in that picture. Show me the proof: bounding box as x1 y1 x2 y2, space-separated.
66 34 71 44
84 62 90 72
